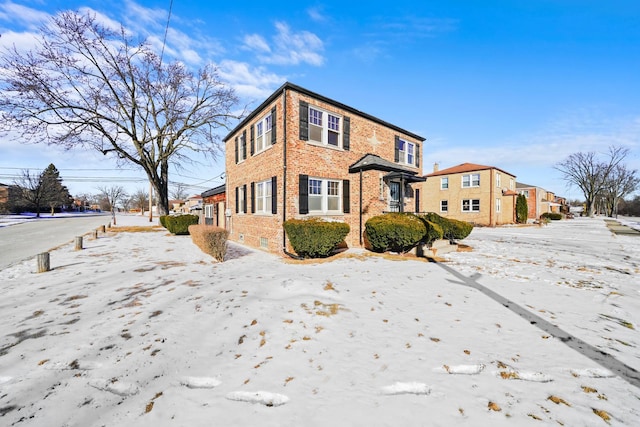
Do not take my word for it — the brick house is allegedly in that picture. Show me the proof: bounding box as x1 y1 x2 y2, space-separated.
201 184 226 227
223 82 425 254
516 183 564 220
421 163 517 226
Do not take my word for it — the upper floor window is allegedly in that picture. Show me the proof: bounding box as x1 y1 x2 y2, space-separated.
462 173 480 188
462 199 480 212
510 178 514 190
309 107 342 147
396 138 416 166
440 177 449 190
521 190 529 198
496 173 501 188
235 131 247 163
255 114 273 153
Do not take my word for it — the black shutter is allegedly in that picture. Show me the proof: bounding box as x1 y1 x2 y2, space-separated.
271 107 277 145
235 186 239 213
242 184 247 213
234 137 239 164
342 116 350 151
415 188 420 213
416 144 420 168
271 176 277 214
250 125 255 155
242 130 247 159
343 180 350 213
250 182 255 213
299 101 308 141
299 174 309 214
394 136 400 163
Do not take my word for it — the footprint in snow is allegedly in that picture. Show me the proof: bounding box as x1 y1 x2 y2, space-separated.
180 376 222 389
89 378 139 396
226 391 289 407
496 370 554 382
435 364 485 374
570 368 615 378
381 382 431 396
44 360 102 371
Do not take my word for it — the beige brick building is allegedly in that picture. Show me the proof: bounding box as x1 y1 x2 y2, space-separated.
421 163 518 226
224 82 425 254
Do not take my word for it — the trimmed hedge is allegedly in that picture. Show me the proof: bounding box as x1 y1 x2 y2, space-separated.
541 212 563 220
364 213 426 253
164 214 199 235
284 218 350 258
189 224 228 262
420 212 473 241
159 215 168 229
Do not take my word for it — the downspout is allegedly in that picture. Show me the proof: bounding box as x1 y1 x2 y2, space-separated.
281 87 304 260
489 169 494 226
359 169 363 246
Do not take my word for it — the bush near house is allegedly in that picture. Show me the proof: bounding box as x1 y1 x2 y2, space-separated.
414 215 444 245
284 218 350 258
159 215 168 229
164 214 199 235
541 212 563 221
421 212 473 241
364 213 426 253
188 224 228 262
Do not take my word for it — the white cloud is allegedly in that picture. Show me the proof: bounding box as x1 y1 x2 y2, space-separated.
243 21 324 66
217 59 284 100
0 1 50 30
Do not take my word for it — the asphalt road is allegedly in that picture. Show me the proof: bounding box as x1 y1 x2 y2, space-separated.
0 214 111 270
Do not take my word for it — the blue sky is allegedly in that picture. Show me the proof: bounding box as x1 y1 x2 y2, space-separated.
0 0 639 200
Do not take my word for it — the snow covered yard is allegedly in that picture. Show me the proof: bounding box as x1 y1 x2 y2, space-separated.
0 215 638 426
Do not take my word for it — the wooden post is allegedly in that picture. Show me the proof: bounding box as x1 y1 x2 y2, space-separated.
75 236 83 250
100 225 106 233
37 252 50 273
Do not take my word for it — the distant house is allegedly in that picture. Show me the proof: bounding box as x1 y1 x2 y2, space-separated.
224 82 425 254
201 184 226 227
515 183 564 220
0 183 8 207
421 163 517 226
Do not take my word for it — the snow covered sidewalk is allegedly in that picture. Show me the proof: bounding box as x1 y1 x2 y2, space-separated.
0 215 638 426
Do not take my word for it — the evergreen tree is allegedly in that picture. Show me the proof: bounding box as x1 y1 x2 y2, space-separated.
516 194 528 224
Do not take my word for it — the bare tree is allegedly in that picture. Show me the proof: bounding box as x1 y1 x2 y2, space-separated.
97 185 127 225
170 182 188 201
555 146 630 217
13 164 70 217
130 188 149 215
0 11 241 215
601 164 639 217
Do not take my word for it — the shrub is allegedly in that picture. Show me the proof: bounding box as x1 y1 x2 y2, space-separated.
541 212 563 221
516 194 528 224
165 214 199 235
284 218 350 258
416 217 444 245
421 212 473 241
189 224 228 262
159 215 169 229
364 213 426 253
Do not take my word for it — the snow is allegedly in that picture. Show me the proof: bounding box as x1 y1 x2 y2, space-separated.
1 213 639 426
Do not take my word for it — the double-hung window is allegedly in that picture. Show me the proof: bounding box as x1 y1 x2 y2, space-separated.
496 173 501 188
440 200 448 212
462 199 480 212
440 177 449 190
462 173 480 188
397 138 416 166
255 114 273 153
238 132 246 162
256 179 272 214
309 178 341 213
309 107 342 147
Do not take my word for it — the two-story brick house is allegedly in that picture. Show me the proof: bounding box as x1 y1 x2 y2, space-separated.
224 82 425 254
421 163 517 226
516 183 563 220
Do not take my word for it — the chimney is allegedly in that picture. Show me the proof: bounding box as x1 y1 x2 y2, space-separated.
433 162 439 173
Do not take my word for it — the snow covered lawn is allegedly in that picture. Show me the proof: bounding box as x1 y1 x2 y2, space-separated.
0 215 638 426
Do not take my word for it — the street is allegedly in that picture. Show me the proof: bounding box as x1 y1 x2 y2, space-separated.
0 214 110 269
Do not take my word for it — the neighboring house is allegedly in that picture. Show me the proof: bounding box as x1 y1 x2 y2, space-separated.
201 184 226 227
224 82 425 254
0 183 8 209
516 183 563 220
180 194 203 214
421 163 517 226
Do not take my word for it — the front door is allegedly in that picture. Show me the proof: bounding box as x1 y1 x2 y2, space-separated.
389 181 401 212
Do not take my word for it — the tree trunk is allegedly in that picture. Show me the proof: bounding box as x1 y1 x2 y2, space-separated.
37 252 50 273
